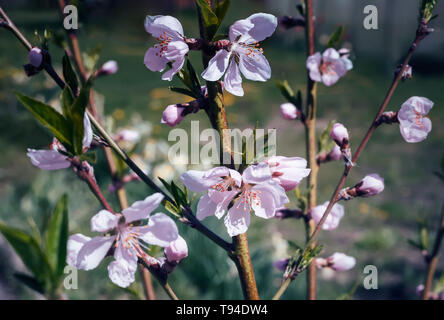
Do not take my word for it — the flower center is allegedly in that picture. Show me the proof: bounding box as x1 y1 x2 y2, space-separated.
414 110 424 128
211 176 237 192
115 226 149 258
234 185 262 213
154 31 173 57
237 41 264 63
319 60 334 75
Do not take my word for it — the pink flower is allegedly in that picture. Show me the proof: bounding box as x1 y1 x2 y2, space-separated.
310 201 344 230
29 47 43 68
164 235 188 263
114 129 140 143
201 13 277 96
161 104 185 127
397 96 433 143
328 145 342 161
330 123 349 146
67 193 179 288
144 15 189 81
280 103 298 120
264 156 310 191
26 113 93 170
97 60 118 76
181 163 288 236
338 48 353 71
327 252 356 271
307 48 350 86
356 173 384 197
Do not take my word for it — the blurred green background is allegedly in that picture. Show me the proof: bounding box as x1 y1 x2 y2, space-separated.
0 0 443 299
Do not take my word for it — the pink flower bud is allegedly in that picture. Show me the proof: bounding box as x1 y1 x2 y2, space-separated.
161 104 185 127
328 252 356 271
98 60 118 76
29 47 43 68
328 145 342 161
330 123 349 146
164 236 188 263
356 173 384 197
280 103 298 120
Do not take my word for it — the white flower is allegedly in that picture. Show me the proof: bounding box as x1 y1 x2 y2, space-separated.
356 173 384 197
307 48 351 86
397 96 433 143
67 193 179 288
201 13 277 96
181 164 288 237
144 15 189 81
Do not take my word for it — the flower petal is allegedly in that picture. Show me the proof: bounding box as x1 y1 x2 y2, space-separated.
242 162 271 184
244 13 277 42
224 60 244 96
137 213 179 247
144 15 184 38
306 52 322 82
161 56 185 81
90 210 119 233
107 259 137 288
82 112 93 149
76 236 115 270
180 167 228 192
238 50 271 81
225 205 250 237
202 49 231 81
229 13 277 43
144 47 169 72
122 193 164 224
66 233 91 267
26 148 71 171
163 40 189 61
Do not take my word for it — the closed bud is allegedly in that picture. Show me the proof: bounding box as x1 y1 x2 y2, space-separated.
327 252 356 271
161 104 185 127
97 60 118 77
164 236 188 263
330 123 349 146
29 47 43 68
280 103 298 120
356 173 385 197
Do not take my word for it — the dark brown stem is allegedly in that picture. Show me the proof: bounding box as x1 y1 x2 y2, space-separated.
71 159 114 213
422 203 444 300
304 0 318 301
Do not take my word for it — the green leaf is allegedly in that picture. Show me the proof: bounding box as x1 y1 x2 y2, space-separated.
15 92 73 152
70 81 91 155
14 273 45 294
0 223 52 288
215 0 230 23
44 194 69 279
63 53 79 94
296 3 305 16
61 85 74 118
186 59 202 95
158 177 173 194
275 80 302 108
169 86 198 99
78 150 97 163
171 181 188 207
327 25 345 49
420 0 439 22
195 0 220 40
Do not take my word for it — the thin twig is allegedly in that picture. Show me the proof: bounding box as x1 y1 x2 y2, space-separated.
303 0 319 300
